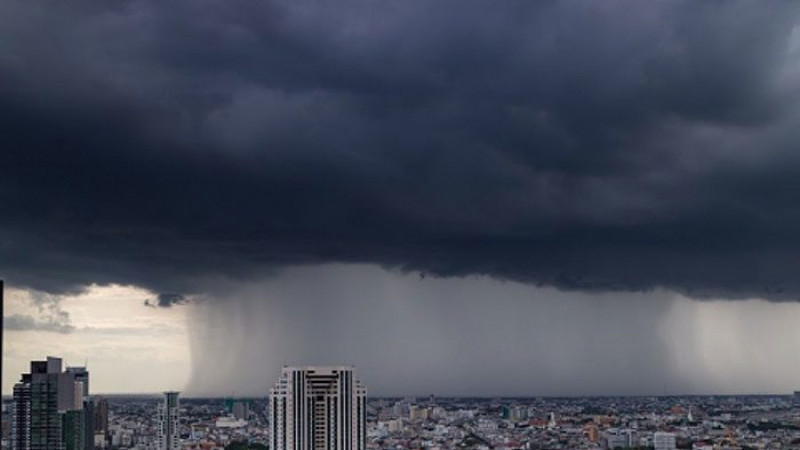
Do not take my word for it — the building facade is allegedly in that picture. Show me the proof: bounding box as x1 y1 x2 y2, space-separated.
654 431 677 450
65 366 93 450
270 366 367 450
11 357 86 450
11 382 32 450
92 397 109 449
232 401 249 421
157 392 180 450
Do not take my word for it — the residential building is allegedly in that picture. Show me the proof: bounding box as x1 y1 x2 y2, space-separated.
65 367 92 450
654 432 676 450
11 357 86 450
92 397 108 448
157 392 180 450
270 366 367 450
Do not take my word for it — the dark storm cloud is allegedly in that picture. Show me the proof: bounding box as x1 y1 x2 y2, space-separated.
145 293 187 308
2 0 800 299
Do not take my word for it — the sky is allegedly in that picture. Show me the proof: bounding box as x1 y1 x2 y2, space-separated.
3 0 800 396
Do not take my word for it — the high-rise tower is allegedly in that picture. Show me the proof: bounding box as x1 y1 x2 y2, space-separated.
92 397 109 449
157 392 180 450
11 357 85 450
64 367 89 398
65 366 93 450
270 366 367 450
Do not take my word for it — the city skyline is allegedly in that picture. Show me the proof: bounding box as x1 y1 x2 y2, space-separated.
4 358 798 449
3 1 800 398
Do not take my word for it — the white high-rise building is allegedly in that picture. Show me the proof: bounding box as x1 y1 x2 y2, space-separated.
653 432 676 450
270 366 367 450
157 392 180 450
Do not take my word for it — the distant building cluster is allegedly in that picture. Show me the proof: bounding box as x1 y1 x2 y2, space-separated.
4 357 800 450
366 395 800 449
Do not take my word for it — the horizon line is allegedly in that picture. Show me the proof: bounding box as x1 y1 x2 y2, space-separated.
3 391 797 400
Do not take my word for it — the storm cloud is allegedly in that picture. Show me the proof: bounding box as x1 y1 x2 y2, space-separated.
3 1 800 300
3 313 75 334
3 291 76 333
145 293 188 308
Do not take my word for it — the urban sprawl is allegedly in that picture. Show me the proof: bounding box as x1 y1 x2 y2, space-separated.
3 357 800 450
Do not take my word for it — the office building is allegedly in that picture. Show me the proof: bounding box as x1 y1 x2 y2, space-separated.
92 397 108 449
61 412 83 450
157 392 180 450
605 429 636 449
64 368 88 398
92 397 109 449
65 367 92 450
11 357 86 450
232 402 249 421
270 366 367 450
654 431 676 450
11 382 31 450
501 405 527 423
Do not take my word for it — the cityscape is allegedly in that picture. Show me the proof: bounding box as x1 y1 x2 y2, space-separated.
2 356 800 450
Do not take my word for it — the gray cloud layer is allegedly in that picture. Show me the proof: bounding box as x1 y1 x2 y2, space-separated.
2 1 800 299
3 314 75 334
3 291 77 332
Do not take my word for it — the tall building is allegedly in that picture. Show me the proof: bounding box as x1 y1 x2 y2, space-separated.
270 366 367 450
11 357 86 450
65 367 92 450
61 412 84 450
92 397 109 449
157 392 180 450
11 382 31 450
64 368 89 398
